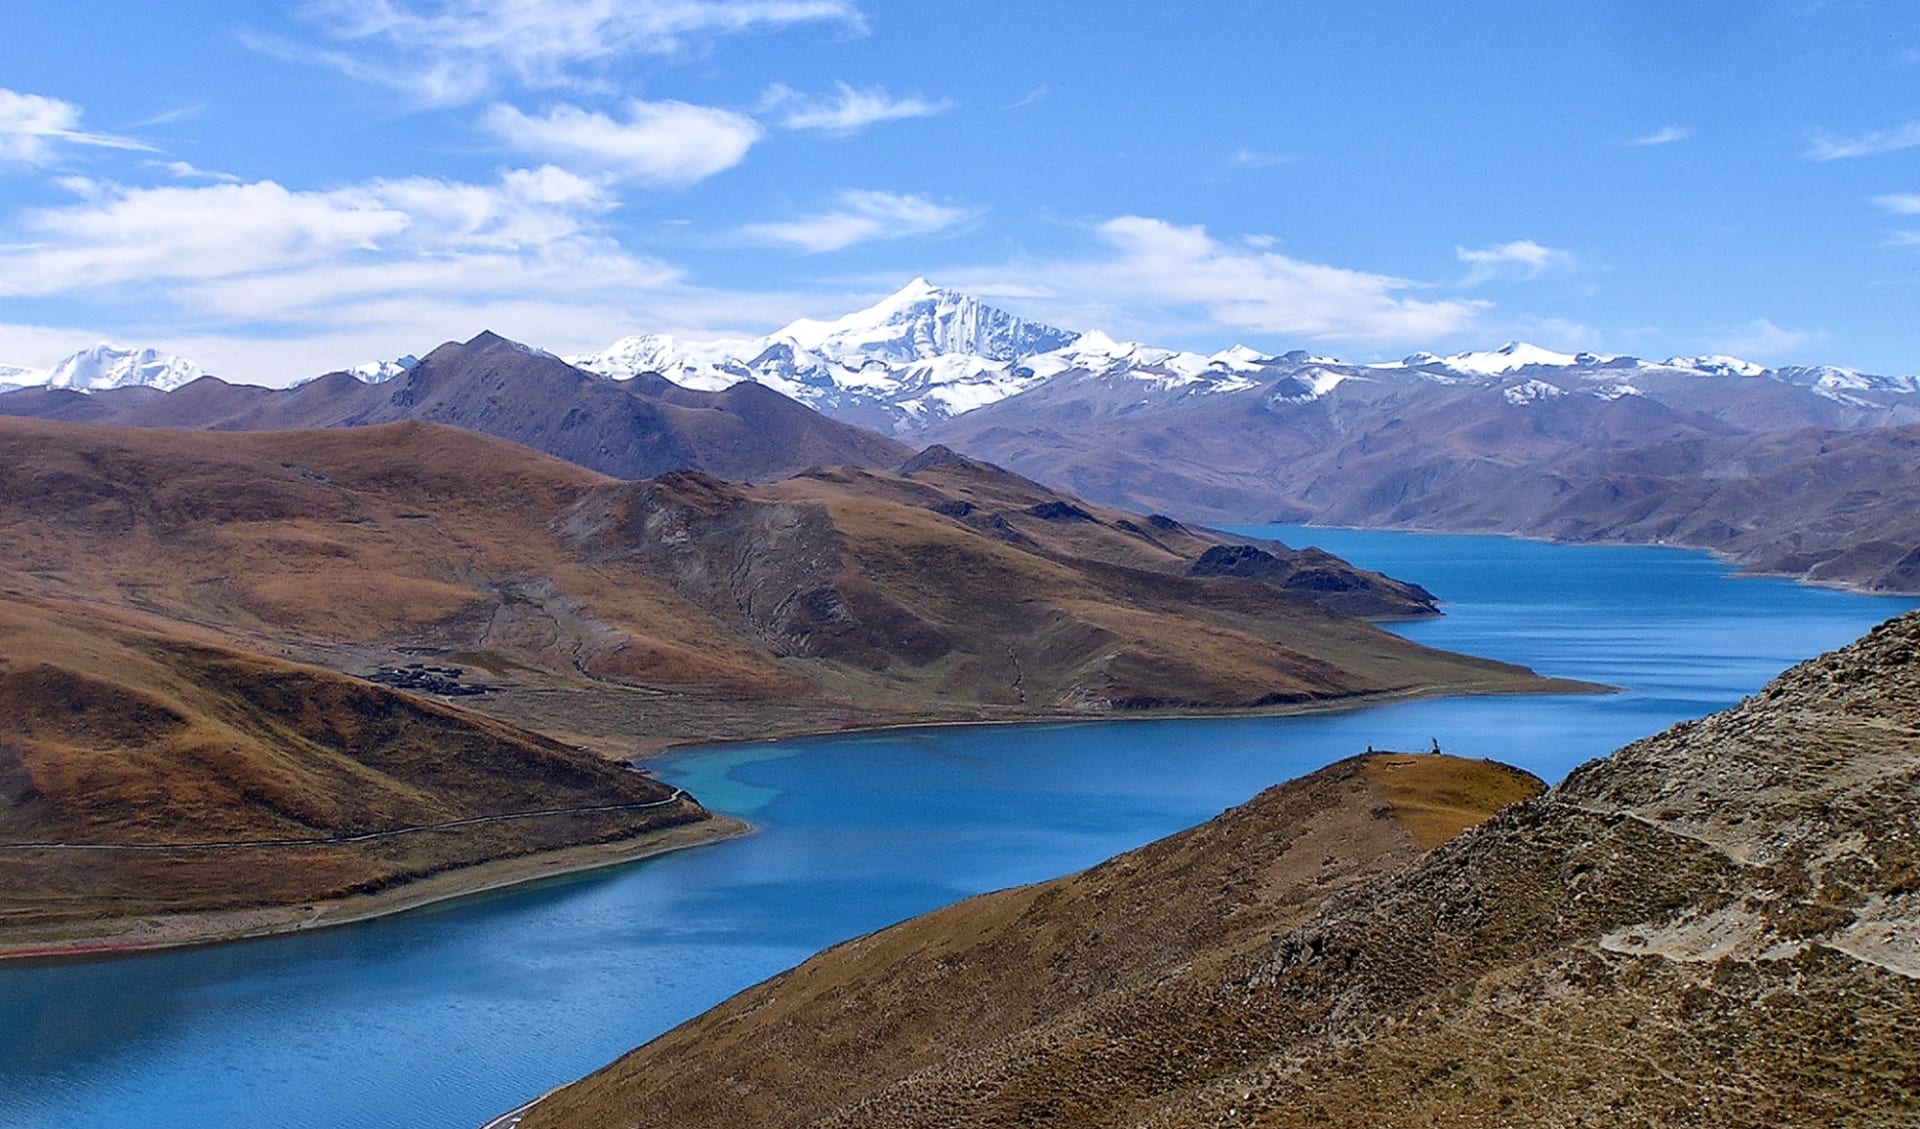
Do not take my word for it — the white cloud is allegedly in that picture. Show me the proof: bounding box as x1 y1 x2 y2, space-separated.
1456 239 1569 285
738 190 981 252
944 216 1486 346
1806 122 1920 160
268 0 864 105
481 100 761 186
1873 193 1920 215
1707 318 1822 358
1628 125 1691 146
0 167 681 360
761 82 952 135
0 88 155 165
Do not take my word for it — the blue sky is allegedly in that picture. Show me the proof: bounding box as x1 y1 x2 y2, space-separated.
1 0 1917 383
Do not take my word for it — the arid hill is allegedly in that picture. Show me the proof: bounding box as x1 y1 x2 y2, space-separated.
522 612 1920 1128
0 418 1563 755
0 331 913 483
0 590 717 955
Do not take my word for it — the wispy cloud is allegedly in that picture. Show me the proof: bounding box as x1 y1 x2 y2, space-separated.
481 100 761 186
1806 121 1920 160
0 89 157 165
1231 147 1294 169
760 81 951 135
943 216 1487 346
1706 318 1822 358
1005 86 1048 110
1873 193 1920 215
738 190 981 252
1628 125 1691 146
149 159 242 184
1456 239 1569 285
126 104 205 129
257 0 865 105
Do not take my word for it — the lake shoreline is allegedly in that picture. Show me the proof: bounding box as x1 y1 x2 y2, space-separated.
1250 519 1915 598
636 675 1611 757
0 816 755 966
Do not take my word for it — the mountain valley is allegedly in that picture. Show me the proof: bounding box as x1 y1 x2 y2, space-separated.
0 410 1575 950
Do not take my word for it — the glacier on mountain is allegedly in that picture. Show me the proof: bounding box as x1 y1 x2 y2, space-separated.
570 281 1347 431
0 344 209 394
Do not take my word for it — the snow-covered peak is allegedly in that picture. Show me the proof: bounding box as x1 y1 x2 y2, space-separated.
1426 341 1590 375
349 354 420 384
1659 354 1767 377
38 344 207 393
774 278 1080 366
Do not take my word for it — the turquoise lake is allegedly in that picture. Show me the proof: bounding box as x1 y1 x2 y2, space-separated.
2 528 1913 1129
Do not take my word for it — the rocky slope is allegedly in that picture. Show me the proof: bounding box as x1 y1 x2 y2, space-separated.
520 612 1920 1128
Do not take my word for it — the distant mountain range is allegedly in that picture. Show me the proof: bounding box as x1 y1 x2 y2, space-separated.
20 282 1911 434
8 283 1920 590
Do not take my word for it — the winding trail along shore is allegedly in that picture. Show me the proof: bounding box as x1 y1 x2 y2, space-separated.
0 816 753 964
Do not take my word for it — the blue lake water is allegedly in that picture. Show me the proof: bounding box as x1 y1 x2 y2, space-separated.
1 528 1912 1129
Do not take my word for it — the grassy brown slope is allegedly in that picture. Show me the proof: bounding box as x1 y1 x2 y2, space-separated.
0 417 1569 755
0 591 712 947
527 614 1920 1129
522 754 1541 1129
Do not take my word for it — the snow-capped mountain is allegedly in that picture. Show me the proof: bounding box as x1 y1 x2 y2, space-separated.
348 354 420 384
574 280 1334 431
573 278 1089 432
0 363 40 394
48 344 208 392
573 280 1920 435
0 344 209 394
779 277 1079 364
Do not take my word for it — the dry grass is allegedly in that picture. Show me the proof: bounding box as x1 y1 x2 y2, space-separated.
521 754 1543 1129
0 589 705 936
0 417 1565 747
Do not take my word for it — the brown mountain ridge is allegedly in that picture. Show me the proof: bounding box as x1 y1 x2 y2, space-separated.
0 416 1567 753
0 330 913 483
927 362 1920 593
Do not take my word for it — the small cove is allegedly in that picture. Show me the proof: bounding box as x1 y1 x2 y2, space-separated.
1 528 1912 1129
